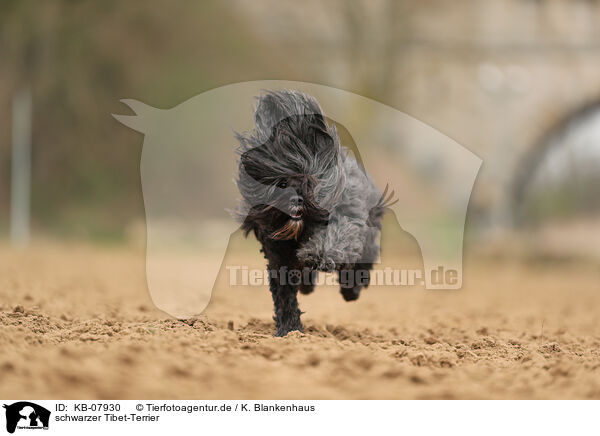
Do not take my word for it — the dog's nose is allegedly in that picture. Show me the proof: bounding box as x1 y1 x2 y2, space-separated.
290 195 303 207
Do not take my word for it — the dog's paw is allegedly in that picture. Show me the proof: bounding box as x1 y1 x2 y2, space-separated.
318 255 336 272
299 282 316 295
297 252 318 269
297 248 336 272
298 269 317 294
340 285 362 301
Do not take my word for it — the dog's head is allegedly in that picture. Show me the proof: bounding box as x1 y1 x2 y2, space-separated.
236 90 346 240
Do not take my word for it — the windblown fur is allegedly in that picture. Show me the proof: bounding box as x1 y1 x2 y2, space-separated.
235 90 391 336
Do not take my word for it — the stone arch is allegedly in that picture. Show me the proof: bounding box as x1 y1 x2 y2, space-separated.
509 100 600 225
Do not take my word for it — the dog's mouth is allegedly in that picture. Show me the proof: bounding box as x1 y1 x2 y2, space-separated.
288 207 303 220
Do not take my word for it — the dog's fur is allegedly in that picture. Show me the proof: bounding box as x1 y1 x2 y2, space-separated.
235 90 390 336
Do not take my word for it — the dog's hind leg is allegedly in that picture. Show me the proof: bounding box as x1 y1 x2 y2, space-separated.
338 263 372 301
299 269 318 295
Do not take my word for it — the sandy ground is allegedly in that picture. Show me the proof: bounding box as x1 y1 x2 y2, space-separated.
1 239 600 399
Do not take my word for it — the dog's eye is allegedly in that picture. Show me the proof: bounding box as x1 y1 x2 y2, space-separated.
277 180 288 189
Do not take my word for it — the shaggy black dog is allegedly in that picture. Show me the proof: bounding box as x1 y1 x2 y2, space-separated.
235 90 394 336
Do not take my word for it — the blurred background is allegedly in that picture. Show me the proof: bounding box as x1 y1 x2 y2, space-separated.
3 0 600 400
1 0 600 258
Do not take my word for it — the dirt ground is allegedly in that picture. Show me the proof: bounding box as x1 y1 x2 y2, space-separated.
1 239 599 399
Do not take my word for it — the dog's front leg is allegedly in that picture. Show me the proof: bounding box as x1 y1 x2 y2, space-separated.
296 230 334 271
268 266 303 336
297 218 366 272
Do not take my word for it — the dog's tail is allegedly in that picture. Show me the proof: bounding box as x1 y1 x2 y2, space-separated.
368 183 398 228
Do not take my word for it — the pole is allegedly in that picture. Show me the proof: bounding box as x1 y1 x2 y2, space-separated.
10 87 32 247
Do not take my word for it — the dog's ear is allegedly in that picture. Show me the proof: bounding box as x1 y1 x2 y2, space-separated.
239 148 264 182
254 93 283 138
254 90 325 138
310 121 337 154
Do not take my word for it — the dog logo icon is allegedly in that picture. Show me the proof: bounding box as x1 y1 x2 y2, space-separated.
3 402 50 434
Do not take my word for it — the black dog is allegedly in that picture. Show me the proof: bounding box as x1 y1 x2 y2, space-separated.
235 90 393 336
